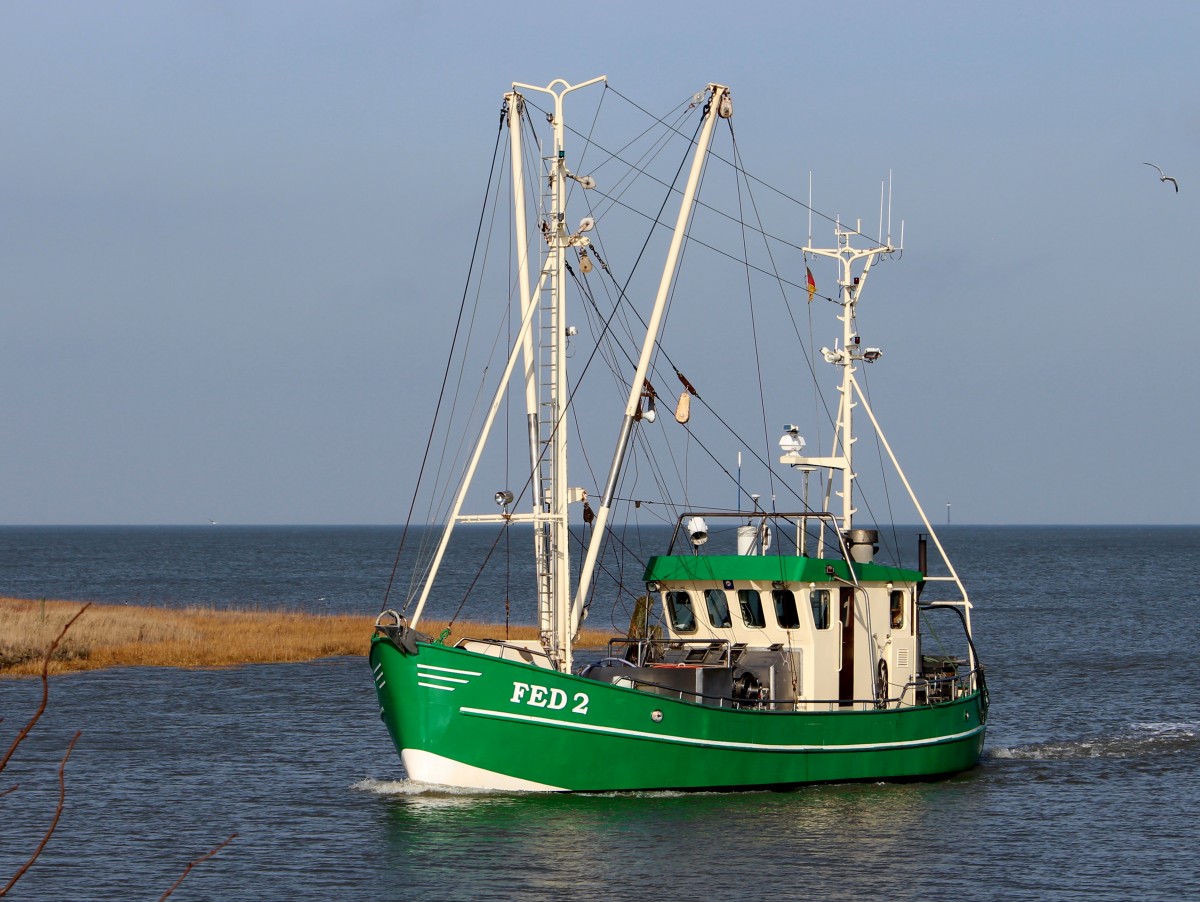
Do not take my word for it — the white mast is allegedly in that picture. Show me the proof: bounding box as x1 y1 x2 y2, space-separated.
407 77 604 677
794 221 890 531
783 219 974 658
505 90 545 590
510 76 605 673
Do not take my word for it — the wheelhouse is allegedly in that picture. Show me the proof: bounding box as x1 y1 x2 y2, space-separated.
595 511 974 713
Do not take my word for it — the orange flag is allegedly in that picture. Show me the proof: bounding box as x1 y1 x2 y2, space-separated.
806 266 816 302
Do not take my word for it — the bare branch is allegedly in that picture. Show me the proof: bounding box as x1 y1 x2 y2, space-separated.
157 833 238 901
0 730 81 897
1 605 90 897
0 603 91 775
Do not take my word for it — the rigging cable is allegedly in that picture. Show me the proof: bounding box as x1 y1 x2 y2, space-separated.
727 117 781 520
557 85 843 303
384 113 507 613
500 114 708 531
561 99 826 519
852 364 906 568
408 132 521 603
411 93 704 624
444 522 512 633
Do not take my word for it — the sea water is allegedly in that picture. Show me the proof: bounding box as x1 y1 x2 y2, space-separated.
1 526 1199 900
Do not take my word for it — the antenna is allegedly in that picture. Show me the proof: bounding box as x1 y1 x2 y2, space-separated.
878 180 884 244
807 171 813 245
887 169 894 246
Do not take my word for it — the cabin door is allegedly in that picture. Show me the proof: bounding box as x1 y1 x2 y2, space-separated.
838 587 855 707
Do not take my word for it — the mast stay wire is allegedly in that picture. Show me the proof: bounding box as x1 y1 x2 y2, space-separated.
392 84 901 618
551 87 892 308
565 117 785 532
408 123 546 602
585 95 873 531
605 85 894 250
400 89 643 625
724 122 846 518
384 114 508 612
550 87 867 527
728 118 781 516
527 90 841 305
571 137 818 520
849 364 907 568
413 102 708 623
397 96 571 616
405 139 523 608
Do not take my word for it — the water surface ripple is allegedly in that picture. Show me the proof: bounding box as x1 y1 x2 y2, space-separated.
2 526 1199 899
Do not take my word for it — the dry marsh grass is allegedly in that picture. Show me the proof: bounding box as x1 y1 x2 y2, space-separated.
0 598 611 678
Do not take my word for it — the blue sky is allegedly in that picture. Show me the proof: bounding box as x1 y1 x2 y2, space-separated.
0 1 1196 525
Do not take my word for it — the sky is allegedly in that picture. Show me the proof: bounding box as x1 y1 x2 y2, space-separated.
0 0 1196 526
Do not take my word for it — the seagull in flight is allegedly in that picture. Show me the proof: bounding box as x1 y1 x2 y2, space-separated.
1144 162 1179 192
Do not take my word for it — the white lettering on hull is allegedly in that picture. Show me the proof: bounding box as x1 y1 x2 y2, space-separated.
510 681 588 715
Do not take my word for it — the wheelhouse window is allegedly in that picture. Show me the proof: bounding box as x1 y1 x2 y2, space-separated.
739 589 766 628
890 590 906 629
666 591 696 633
809 589 831 630
704 589 732 628
773 589 801 629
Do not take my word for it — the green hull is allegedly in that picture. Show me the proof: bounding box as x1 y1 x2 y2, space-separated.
370 636 986 792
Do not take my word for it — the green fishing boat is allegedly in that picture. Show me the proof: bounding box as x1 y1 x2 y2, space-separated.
370 77 987 791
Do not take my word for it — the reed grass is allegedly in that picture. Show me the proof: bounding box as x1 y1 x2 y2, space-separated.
0 598 612 678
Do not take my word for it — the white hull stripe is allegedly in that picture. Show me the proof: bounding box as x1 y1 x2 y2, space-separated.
418 681 456 692
459 706 985 753
417 673 470 684
417 663 483 677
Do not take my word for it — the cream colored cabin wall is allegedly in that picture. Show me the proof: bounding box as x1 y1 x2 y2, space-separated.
659 582 835 700
853 588 881 703
864 585 920 706
895 590 919 705
805 593 841 702
659 582 920 708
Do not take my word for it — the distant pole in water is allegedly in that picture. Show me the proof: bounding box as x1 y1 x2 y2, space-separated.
946 503 951 525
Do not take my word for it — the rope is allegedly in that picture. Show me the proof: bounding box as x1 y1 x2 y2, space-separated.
385 81 913 633
385 115 507 613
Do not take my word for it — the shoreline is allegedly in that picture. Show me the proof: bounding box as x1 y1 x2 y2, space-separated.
0 597 613 679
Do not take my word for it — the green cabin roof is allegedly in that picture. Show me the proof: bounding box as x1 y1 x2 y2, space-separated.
642 554 922 586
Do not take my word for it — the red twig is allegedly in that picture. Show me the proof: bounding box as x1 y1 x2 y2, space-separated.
0 730 81 897
0 603 91 775
158 833 238 901
0 604 90 897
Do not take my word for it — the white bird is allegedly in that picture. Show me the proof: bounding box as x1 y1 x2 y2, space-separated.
1144 162 1179 192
